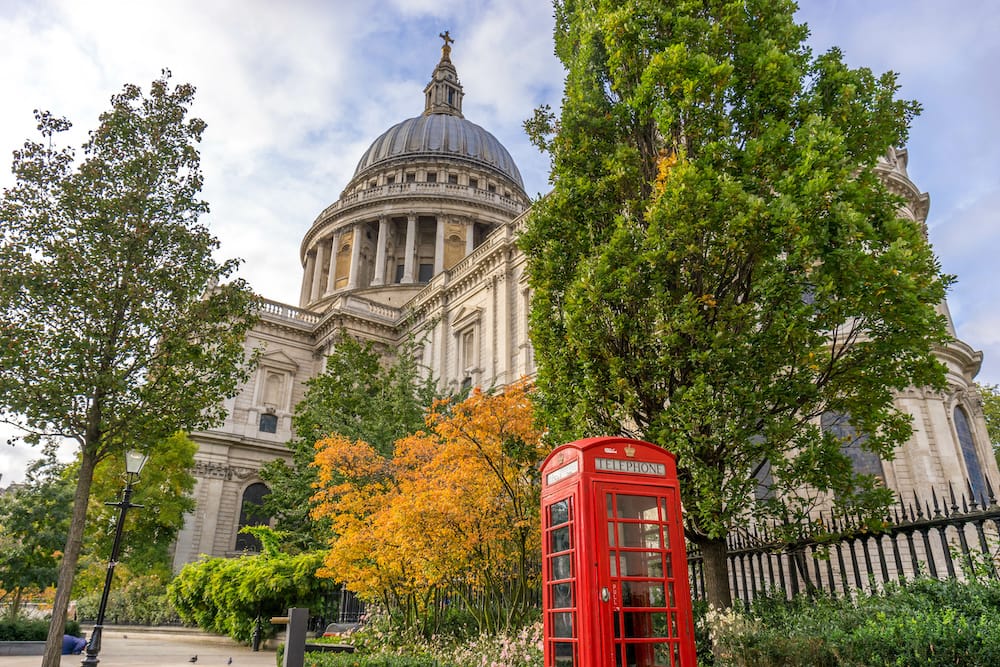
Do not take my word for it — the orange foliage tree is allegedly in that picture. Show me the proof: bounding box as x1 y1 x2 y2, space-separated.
310 380 545 633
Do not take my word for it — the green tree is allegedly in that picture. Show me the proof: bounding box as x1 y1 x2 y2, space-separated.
0 446 73 618
260 333 437 549
0 72 258 665
977 383 1000 467
81 432 197 583
522 0 950 608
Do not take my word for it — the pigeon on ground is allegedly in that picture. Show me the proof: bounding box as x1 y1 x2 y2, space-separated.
227 659 232 665
189 656 198 663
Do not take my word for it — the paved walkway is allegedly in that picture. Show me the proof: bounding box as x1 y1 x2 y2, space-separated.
3 628 278 667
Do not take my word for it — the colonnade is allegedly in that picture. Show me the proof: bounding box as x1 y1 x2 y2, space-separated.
299 213 480 307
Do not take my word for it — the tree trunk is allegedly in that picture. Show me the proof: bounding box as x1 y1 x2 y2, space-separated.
42 449 97 667
693 534 732 610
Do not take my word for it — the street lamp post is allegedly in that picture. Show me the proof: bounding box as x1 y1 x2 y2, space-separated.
81 450 148 667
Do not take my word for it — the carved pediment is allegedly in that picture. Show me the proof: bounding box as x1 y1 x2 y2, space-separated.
258 348 299 372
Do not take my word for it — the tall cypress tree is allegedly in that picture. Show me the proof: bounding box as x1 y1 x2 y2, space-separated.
522 0 950 608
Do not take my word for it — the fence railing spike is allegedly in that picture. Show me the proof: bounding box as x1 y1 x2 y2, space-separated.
967 478 980 512
948 481 960 515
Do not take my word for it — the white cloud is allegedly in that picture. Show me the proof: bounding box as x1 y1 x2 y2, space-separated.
1 0 998 481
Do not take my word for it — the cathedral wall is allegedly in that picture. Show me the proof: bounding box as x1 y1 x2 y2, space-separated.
173 308 320 569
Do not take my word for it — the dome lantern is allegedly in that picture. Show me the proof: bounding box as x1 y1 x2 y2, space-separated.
423 30 464 118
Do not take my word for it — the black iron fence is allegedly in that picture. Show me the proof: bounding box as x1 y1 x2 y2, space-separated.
688 481 1000 603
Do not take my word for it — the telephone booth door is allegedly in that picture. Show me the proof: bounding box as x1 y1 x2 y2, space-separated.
541 437 696 667
597 483 691 666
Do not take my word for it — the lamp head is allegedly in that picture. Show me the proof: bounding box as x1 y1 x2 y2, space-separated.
124 450 149 479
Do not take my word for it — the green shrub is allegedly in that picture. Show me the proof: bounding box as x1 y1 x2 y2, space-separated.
277 648 453 667
76 573 179 626
169 549 331 643
709 578 1000 667
308 656 453 667
0 616 81 641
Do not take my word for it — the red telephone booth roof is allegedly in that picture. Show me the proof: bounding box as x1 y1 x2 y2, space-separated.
540 436 678 472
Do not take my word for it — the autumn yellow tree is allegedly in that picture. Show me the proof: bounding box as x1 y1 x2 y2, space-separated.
311 380 544 634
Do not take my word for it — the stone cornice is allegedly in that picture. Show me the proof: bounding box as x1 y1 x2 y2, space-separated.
192 460 261 481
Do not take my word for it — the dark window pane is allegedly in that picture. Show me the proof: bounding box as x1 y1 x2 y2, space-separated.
418 263 433 282
822 411 883 479
258 413 277 433
753 458 774 502
235 482 271 551
955 406 987 501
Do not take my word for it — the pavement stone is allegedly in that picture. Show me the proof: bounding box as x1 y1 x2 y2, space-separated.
0 628 278 667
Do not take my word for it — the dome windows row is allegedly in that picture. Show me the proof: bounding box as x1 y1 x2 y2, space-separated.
352 165 515 200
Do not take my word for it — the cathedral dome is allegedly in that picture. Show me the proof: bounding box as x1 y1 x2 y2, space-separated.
353 113 524 189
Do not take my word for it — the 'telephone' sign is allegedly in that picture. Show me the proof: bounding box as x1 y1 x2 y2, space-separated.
595 457 666 476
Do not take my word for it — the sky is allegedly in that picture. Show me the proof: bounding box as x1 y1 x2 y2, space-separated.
1 0 998 485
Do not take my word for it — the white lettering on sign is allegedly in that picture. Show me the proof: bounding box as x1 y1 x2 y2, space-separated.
595 457 666 476
545 460 579 485
604 447 618 454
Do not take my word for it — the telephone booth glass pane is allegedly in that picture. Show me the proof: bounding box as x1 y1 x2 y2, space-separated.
554 642 575 667
553 612 574 637
604 490 684 667
551 526 571 552
552 554 572 580
615 495 660 520
621 581 666 607
551 500 570 526
546 496 577 666
553 582 574 608
618 523 662 548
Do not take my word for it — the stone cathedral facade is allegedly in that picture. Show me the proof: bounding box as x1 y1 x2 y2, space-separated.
171 41 997 570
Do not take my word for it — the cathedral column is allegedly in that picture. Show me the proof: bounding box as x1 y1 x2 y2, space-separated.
300 251 316 307
347 224 363 289
495 271 511 387
465 218 475 255
434 215 446 274
310 240 327 303
325 234 339 294
372 216 389 286
402 213 417 283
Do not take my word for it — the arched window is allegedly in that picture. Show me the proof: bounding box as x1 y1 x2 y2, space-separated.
235 482 271 552
954 405 987 502
821 412 883 480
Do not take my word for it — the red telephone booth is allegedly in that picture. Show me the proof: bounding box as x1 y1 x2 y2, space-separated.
540 437 697 667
